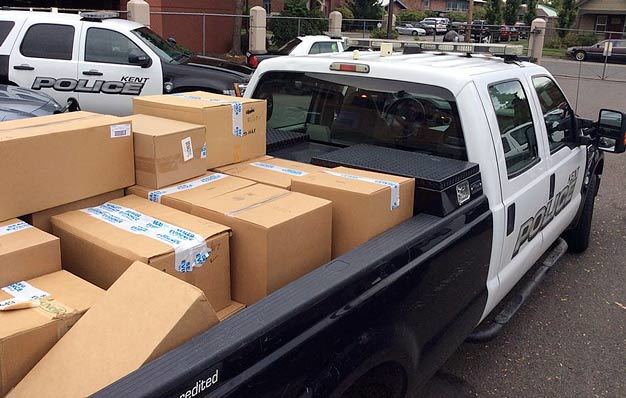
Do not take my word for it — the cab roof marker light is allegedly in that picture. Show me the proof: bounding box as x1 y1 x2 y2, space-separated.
329 62 370 73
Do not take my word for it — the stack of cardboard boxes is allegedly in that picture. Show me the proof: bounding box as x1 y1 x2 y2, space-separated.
0 91 416 395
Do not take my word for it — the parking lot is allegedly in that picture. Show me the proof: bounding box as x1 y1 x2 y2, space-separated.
423 62 626 397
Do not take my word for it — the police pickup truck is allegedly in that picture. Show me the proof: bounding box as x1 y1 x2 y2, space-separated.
0 10 251 116
97 40 626 397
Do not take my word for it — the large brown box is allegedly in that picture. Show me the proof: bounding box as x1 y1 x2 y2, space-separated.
292 167 415 257
0 111 134 221
214 156 329 190
127 172 256 212
0 219 61 287
170 183 333 305
25 189 125 233
133 91 266 169
131 114 207 188
8 262 217 398
0 271 103 396
51 195 233 311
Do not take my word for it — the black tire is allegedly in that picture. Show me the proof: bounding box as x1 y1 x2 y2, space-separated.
574 50 586 61
566 175 597 253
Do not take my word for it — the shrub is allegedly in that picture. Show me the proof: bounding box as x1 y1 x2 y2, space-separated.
562 32 599 48
335 6 354 20
447 11 468 22
397 10 426 24
268 0 325 47
370 27 398 39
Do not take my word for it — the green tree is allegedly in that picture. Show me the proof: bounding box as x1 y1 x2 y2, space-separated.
268 0 326 48
524 0 538 25
348 0 384 20
397 10 426 24
473 6 487 21
503 0 522 25
335 5 354 20
447 11 468 22
556 0 577 37
485 0 502 25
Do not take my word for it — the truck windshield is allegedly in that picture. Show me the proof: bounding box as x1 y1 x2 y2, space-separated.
131 27 187 64
253 71 467 160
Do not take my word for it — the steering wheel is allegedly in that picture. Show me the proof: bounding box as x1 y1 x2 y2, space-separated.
385 97 426 139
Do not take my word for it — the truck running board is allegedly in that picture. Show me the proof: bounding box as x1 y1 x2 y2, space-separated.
466 238 569 343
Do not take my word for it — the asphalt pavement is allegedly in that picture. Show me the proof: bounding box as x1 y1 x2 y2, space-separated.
422 62 626 397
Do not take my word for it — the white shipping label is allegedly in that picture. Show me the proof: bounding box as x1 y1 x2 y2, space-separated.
0 221 32 237
201 143 207 159
147 173 229 203
82 203 211 273
323 170 400 210
250 162 308 177
2 281 50 301
181 137 194 162
110 124 131 138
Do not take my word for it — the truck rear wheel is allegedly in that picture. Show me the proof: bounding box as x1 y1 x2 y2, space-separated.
566 175 597 253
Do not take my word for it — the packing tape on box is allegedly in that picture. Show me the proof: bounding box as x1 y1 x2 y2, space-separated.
147 173 230 203
81 203 210 273
0 281 50 311
173 94 244 137
0 220 32 237
323 170 400 210
250 162 309 177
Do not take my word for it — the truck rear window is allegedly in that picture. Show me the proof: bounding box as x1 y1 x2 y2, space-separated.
0 21 15 47
253 71 467 160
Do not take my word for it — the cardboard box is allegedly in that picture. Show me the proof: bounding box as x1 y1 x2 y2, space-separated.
8 262 217 398
51 195 233 311
186 183 332 305
0 219 61 287
25 190 124 233
0 111 134 221
131 114 207 189
215 156 329 190
133 91 266 169
217 301 245 321
126 172 256 213
292 167 415 257
0 270 103 396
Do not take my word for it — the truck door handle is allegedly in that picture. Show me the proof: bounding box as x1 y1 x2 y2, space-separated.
507 203 516 236
549 174 555 199
13 64 34 71
82 70 103 76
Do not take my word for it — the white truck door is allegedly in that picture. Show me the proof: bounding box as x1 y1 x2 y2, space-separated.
77 24 162 115
8 20 80 105
528 75 586 251
481 77 551 306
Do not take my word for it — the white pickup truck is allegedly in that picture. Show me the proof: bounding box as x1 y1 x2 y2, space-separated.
94 41 626 397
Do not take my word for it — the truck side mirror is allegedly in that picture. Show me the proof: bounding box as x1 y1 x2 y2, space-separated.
128 50 151 68
597 109 626 153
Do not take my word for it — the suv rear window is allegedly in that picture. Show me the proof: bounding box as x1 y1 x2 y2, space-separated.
253 71 467 160
0 21 15 47
20 23 74 60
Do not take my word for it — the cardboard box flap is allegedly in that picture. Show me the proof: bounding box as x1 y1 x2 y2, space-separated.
0 111 100 131
127 173 257 206
52 195 230 261
0 271 102 339
130 114 205 137
135 91 263 110
298 166 411 195
202 184 332 229
0 219 57 256
7 262 217 398
0 112 129 139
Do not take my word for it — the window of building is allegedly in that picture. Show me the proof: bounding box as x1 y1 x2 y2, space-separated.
263 0 272 13
488 80 539 177
0 21 15 47
86 28 147 65
423 0 430 10
595 15 607 32
20 23 74 60
532 76 574 153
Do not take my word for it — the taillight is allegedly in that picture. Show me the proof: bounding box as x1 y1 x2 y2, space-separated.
248 54 259 68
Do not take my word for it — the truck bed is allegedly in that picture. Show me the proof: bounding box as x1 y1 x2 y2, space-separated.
96 139 493 398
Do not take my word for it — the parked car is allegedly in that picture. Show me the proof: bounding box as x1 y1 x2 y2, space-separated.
567 39 626 62
0 10 252 116
0 84 78 121
514 22 529 39
448 21 467 34
395 23 426 36
468 20 493 42
247 35 346 68
421 18 447 34
413 21 436 35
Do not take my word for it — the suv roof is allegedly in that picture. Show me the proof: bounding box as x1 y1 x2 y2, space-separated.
254 50 542 95
0 10 143 31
